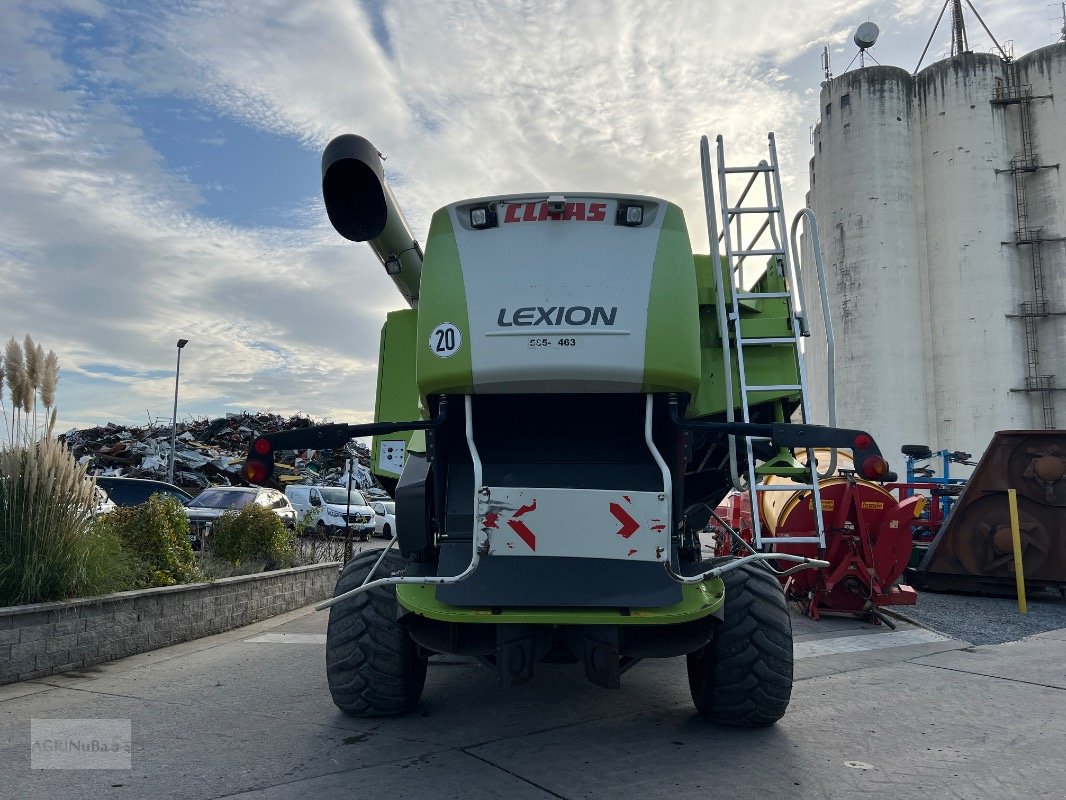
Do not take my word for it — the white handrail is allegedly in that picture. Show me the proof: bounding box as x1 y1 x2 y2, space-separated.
316 395 489 610
700 135 746 492
790 208 837 480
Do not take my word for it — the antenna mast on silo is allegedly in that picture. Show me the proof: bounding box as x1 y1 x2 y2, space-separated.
914 0 1008 73
950 0 969 55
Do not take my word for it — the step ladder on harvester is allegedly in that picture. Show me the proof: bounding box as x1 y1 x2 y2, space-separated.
699 132 839 552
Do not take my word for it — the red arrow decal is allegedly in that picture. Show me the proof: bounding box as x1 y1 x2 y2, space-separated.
610 502 640 539
483 512 499 529
507 519 536 551
512 500 537 518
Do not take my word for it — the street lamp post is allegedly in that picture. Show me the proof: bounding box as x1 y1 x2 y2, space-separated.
168 339 189 484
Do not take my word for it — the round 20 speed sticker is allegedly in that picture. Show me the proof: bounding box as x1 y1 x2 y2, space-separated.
429 322 462 358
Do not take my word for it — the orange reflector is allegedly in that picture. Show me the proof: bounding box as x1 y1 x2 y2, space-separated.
244 462 266 483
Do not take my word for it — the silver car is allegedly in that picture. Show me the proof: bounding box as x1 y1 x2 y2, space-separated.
184 486 297 548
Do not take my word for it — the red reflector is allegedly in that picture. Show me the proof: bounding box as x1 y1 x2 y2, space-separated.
253 438 272 455
860 455 888 479
244 462 266 483
853 433 873 450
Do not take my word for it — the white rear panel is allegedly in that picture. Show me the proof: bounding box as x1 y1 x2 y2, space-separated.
478 486 669 562
450 195 665 392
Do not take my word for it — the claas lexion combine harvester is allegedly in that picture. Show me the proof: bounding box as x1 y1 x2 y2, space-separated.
242 132 894 726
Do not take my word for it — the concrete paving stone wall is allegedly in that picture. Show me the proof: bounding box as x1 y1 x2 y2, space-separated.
0 562 340 685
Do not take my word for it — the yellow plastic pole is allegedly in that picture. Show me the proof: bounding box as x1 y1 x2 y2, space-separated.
1008 489 1027 615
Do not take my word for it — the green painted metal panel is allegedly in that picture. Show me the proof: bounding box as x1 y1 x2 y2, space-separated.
415 208 474 397
372 309 421 478
642 203 701 395
396 578 724 625
689 251 801 419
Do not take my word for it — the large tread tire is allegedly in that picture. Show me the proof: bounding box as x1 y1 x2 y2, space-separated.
687 561 793 727
326 550 427 717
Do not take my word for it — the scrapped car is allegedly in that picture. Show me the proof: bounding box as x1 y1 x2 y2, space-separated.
284 485 375 540
184 486 296 548
94 476 193 507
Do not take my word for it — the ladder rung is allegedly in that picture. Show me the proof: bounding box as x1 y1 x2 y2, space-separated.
726 206 780 214
754 484 816 492
736 291 791 299
722 165 775 174
733 249 784 257
745 384 802 392
765 536 824 544
739 337 795 345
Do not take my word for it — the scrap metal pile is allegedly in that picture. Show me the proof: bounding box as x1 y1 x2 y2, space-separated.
61 413 375 492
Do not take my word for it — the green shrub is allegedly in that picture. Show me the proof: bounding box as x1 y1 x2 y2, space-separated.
103 495 200 588
210 504 295 570
0 437 134 605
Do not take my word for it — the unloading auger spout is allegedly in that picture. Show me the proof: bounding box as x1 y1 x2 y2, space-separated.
321 134 422 306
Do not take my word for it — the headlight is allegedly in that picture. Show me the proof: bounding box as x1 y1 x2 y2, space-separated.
327 507 343 517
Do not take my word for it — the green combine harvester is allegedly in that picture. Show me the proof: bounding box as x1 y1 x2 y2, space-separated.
243 132 890 726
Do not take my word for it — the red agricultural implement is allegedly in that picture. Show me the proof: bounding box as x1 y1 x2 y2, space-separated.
711 452 922 625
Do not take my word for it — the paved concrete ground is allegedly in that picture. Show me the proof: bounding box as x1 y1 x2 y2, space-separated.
3 574 1065 799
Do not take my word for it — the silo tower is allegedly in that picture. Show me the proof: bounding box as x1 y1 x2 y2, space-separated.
804 6 1066 466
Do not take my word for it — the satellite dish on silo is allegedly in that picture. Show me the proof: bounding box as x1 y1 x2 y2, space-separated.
851 21 880 69
854 21 880 50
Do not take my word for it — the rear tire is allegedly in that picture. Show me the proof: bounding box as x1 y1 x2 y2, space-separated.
382 523 392 539
326 550 427 716
687 561 793 727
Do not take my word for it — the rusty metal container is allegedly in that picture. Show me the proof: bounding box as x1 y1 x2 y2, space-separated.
913 431 1066 593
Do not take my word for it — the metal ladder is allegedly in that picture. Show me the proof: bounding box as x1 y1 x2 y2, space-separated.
700 132 827 549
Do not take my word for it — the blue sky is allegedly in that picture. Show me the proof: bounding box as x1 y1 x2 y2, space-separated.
0 0 1054 434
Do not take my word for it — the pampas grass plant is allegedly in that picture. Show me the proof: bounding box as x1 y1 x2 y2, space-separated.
0 336 133 605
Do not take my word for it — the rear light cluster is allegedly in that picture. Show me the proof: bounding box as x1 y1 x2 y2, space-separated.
469 205 497 229
853 432 890 481
616 203 643 226
243 437 274 483
859 454 890 480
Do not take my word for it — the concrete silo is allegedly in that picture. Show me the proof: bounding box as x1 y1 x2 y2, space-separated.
805 41 1066 465
915 52 1026 457
803 65 931 465
1012 45 1066 429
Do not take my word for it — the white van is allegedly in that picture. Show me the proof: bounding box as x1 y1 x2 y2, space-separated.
284 485 375 540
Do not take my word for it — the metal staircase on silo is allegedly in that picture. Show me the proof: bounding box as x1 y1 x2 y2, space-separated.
993 58 1062 429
